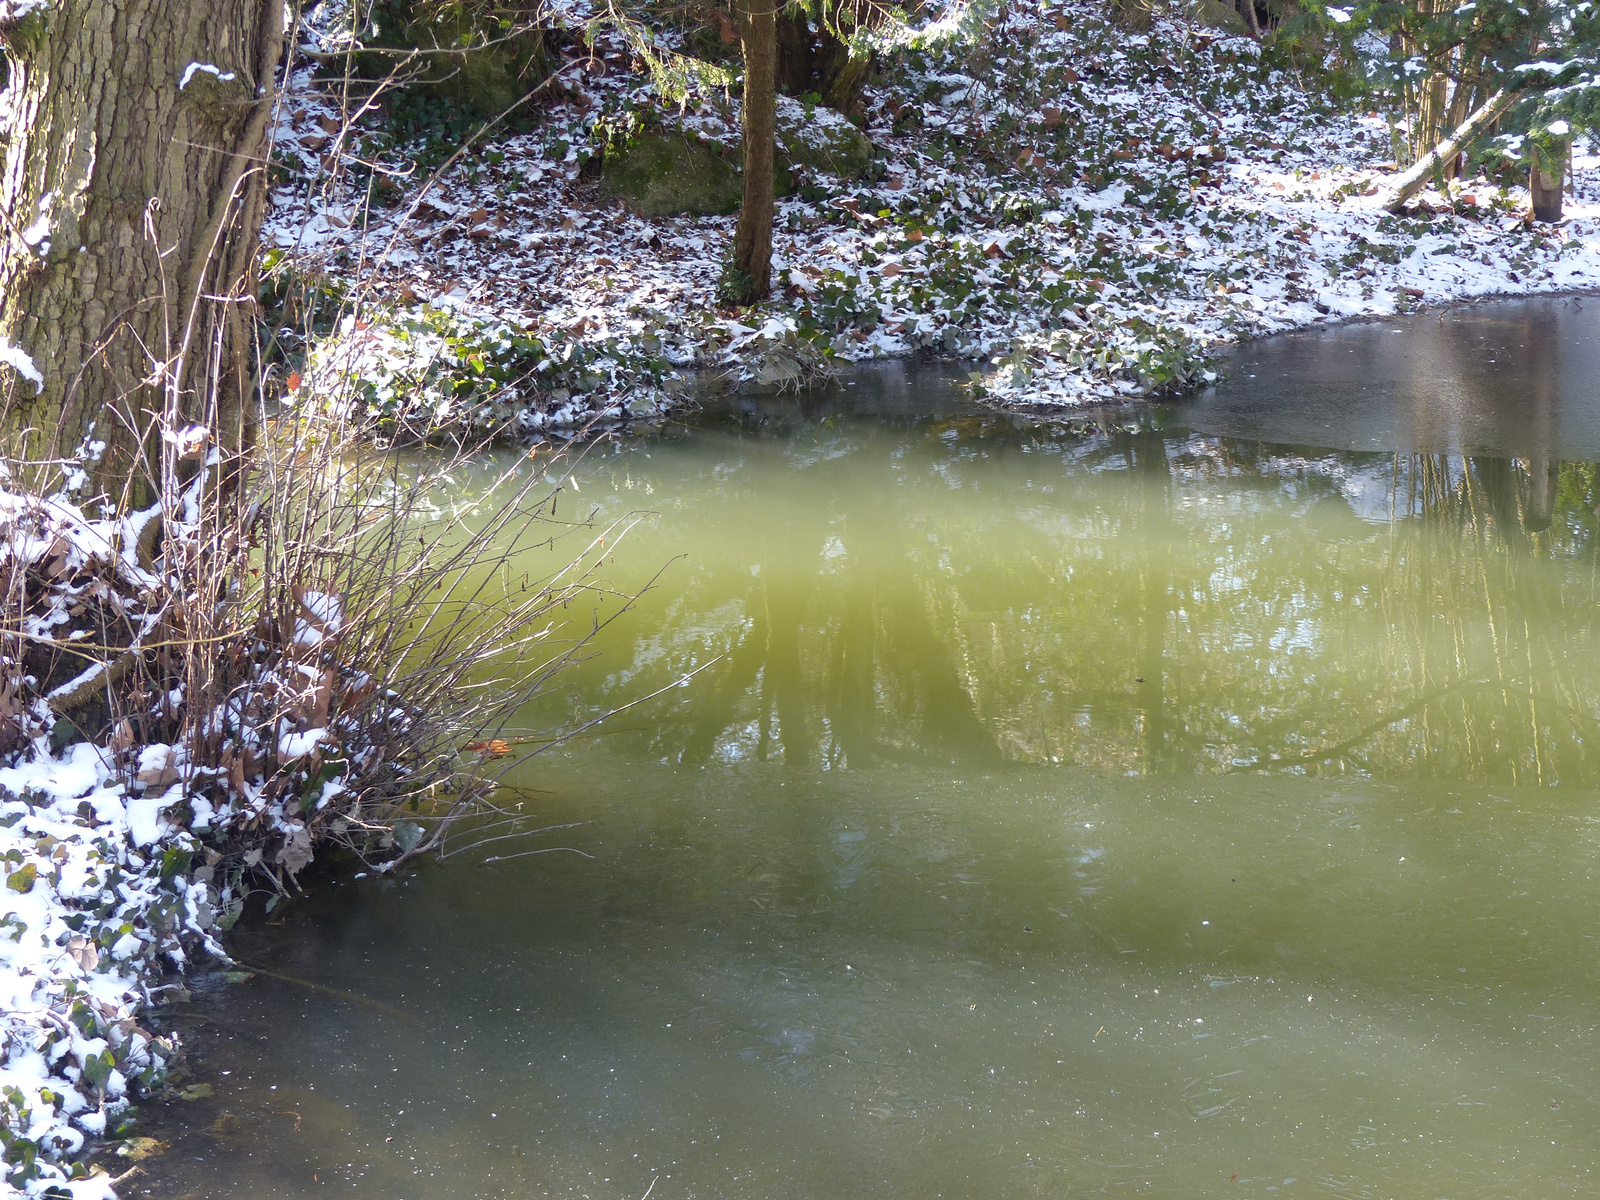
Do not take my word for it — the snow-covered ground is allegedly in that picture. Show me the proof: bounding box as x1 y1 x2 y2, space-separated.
1 494 221 1198
267 0 1600 431
0 746 210 1199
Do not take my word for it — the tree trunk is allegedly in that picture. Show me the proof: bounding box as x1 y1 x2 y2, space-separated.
1529 140 1566 223
1239 0 1261 39
0 0 284 501
730 0 776 306
775 11 815 96
776 10 874 118
1382 88 1515 213
820 52 873 116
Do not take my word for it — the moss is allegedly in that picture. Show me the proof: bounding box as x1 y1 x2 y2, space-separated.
358 0 547 115
777 98 874 180
600 133 742 217
1188 0 1253 37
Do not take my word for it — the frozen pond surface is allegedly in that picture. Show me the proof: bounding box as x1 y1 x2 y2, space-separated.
136 301 1600 1200
1189 295 1600 458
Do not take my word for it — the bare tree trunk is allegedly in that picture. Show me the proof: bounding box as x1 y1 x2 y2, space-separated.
730 0 776 305
0 0 284 501
1240 0 1261 39
1418 67 1448 160
1382 88 1514 213
1529 140 1566 223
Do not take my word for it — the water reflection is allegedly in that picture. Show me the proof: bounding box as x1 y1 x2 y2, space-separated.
1185 295 1600 458
533 411 1600 786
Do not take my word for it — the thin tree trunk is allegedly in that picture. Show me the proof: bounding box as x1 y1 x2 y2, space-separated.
1439 53 1484 180
0 0 284 501
1529 140 1566 222
730 0 776 305
1382 88 1515 213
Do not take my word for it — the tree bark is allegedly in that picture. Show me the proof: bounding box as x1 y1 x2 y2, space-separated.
1529 140 1566 223
0 0 284 501
730 0 776 306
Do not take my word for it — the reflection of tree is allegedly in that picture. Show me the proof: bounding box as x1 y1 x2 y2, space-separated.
659 427 1003 771
1352 452 1600 785
829 506 1001 768
536 416 1600 786
1127 424 1174 774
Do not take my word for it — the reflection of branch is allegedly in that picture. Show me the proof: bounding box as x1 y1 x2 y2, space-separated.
229 960 419 1022
442 820 592 861
1228 674 1534 773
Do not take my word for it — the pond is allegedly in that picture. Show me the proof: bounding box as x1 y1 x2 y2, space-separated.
135 297 1600 1200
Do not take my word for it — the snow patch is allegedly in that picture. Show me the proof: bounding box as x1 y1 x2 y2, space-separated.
0 335 44 394
178 62 237 90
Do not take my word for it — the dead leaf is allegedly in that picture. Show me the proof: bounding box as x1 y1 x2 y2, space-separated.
40 536 73 580
66 935 99 972
220 747 247 795
138 748 180 788
276 824 314 877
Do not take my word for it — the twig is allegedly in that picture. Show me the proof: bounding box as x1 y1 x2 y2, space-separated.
479 846 597 864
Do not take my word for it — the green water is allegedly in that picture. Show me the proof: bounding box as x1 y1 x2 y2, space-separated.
138 334 1600 1199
